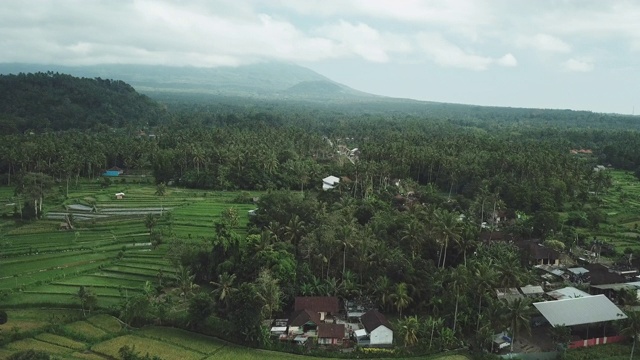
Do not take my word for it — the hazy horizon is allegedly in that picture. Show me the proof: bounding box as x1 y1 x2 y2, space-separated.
1 1 639 114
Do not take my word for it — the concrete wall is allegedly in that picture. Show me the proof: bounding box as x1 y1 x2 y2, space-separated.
370 325 393 345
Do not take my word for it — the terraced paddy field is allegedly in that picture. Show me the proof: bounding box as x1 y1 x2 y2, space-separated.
0 182 475 359
0 316 470 360
586 170 640 252
0 181 261 310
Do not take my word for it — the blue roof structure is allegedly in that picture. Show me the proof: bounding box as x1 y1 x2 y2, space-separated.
102 170 120 177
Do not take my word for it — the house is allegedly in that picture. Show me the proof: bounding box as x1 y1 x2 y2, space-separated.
322 176 340 191
294 297 339 321
520 285 544 298
317 323 345 345
270 319 288 336
584 263 627 286
517 241 560 266
359 310 393 346
536 295 627 322
496 288 524 302
115 192 125 200
287 309 320 335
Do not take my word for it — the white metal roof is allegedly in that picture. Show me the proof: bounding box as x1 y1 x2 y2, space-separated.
533 295 627 327
567 267 589 275
546 286 591 300
520 285 544 295
354 329 367 337
322 176 340 184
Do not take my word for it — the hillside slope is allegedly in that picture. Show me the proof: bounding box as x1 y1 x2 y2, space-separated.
0 62 371 100
0 72 167 133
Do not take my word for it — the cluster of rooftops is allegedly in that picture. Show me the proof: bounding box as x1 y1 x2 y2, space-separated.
270 296 393 347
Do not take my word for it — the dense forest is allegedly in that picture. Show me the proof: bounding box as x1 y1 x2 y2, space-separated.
0 72 168 134
3 72 640 357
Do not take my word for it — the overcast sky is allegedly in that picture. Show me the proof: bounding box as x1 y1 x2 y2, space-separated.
1 1 639 114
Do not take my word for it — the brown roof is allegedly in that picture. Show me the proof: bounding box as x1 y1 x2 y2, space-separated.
294 297 339 314
288 309 320 327
361 310 392 332
515 240 559 260
584 263 626 285
318 323 345 339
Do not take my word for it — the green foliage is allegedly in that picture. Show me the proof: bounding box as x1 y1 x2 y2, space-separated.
0 72 167 133
187 292 213 330
118 345 163 360
7 350 51 360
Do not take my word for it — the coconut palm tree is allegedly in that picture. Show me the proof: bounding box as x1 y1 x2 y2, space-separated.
432 209 462 268
391 282 412 318
504 297 532 353
620 310 640 360
210 273 237 309
472 260 498 330
398 316 420 346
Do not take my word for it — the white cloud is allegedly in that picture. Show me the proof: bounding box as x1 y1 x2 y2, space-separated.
516 34 571 53
316 21 411 63
497 53 518 67
563 58 594 72
415 33 516 71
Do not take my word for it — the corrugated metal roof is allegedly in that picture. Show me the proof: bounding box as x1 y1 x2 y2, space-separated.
591 283 635 291
533 294 627 327
546 286 591 300
520 285 544 295
567 267 589 275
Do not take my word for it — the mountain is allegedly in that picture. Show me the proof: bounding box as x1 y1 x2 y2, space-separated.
0 62 374 101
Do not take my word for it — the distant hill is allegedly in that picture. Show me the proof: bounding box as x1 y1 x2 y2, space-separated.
0 72 167 134
1 62 639 132
0 62 374 100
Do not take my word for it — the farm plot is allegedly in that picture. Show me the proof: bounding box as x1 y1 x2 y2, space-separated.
86 314 122 333
137 326 226 354
0 183 263 312
92 335 204 360
5 338 73 355
64 320 110 341
34 333 87 351
0 309 81 334
592 170 640 251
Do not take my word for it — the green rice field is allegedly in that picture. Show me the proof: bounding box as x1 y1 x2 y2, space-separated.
0 181 259 310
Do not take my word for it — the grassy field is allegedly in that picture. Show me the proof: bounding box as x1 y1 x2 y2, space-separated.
0 178 504 359
0 317 470 360
567 169 640 253
0 180 259 310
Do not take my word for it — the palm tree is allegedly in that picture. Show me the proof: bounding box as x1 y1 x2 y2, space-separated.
472 260 498 330
391 282 412 317
450 266 469 334
373 275 392 311
174 265 198 300
620 310 640 360
210 273 237 309
254 269 282 320
398 316 420 346
400 219 425 260
504 297 532 353
432 209 462 268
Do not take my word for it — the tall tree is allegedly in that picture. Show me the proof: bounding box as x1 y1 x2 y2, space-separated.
620 310 640 360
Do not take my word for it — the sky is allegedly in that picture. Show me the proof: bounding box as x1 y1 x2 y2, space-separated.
1 0 639 114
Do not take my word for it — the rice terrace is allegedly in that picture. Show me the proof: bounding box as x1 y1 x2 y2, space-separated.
0 179 470 359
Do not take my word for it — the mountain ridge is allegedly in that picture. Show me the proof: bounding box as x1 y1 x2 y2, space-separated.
0 62 374 100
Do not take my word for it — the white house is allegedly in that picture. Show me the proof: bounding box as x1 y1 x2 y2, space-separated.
322 176 340 191
360 310 393 346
